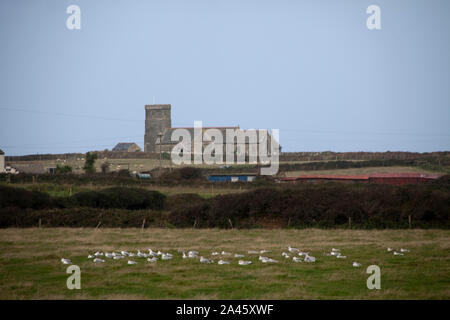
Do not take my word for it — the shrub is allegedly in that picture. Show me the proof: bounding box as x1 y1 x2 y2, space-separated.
0 185 53 209
72 187 166 210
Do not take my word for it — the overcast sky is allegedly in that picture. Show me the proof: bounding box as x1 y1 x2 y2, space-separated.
0 0 449 155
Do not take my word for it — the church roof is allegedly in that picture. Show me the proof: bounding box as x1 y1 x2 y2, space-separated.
158 127 270 145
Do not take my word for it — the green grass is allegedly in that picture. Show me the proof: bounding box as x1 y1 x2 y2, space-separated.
0 228 448 299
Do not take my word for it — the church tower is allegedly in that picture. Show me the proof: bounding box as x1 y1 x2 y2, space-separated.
144 104 171 152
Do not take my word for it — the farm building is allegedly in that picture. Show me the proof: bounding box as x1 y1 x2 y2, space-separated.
279 173 442 185
208 174 257 182
112 142 141 152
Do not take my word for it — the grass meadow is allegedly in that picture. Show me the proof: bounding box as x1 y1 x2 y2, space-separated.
0 228 448 299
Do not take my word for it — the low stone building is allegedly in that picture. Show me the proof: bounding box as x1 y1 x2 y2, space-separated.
112 142 142 152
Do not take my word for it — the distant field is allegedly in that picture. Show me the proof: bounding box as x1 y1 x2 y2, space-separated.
7 158 368 174
284 166 444 177
0 228 448 299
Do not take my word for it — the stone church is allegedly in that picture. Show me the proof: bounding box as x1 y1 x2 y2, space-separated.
144 104 277 159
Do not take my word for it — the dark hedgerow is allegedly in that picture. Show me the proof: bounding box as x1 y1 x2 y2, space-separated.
0 185 166 211
168 176 450 229
71 187 166 210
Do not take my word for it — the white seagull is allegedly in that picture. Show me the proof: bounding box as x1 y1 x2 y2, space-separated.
87 255 94 259
200 256 213 264
93 258 105 263
218 260 230 265
161 253 173 260
261 257 278 263
352 262 361 267
387 248 393 252
61 258 72 265
288 246 300 253
234 254 245 258
147 257 158 263
238 260 252 265
400 248 410 253
293 257 302 263
94 252 103 256
393 251 404 256
127 260 137 265
188 251 199 258
221 251 231 256
304 255 316 263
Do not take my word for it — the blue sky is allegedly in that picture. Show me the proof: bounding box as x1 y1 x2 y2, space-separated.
0 0 449 155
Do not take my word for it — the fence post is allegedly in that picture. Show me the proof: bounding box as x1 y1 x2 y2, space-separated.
95 221 102 230
141 219 146 231
348 217 352 229
228 218 234 229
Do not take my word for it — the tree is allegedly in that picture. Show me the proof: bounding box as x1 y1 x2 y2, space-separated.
55 164 72 174
83 152 98 174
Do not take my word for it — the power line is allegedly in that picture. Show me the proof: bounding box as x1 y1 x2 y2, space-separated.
0 106 141 123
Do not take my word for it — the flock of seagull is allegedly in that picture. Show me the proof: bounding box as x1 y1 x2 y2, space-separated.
60 246 410 267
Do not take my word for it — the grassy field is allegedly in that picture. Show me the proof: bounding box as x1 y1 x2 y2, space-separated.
284 166 444 177
0 228 448 299
12 182 245 198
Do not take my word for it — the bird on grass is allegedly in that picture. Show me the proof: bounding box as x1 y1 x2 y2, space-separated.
218 260 230 265
147 257 158 263
288 246 300 253
393 251 404 256
304 255 316 263
161 253 173 260
105 253 113 258
248 250 259 254
61 258 72 265
137 250 148 258
113 255 124 260
93 258 105 263
261 257 278 263
188 251 199 258
234 254 245 258
238 260 252 265
121 251 130 256
200 256 214 264
221 251 231 256
293 257 302 263
127 260 137 265
400 248 410 253
87 255 94 259
352 262 361 267
94 252 103 256
211 252 219 256
387 248 393 252
336 255 347 259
